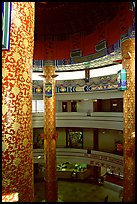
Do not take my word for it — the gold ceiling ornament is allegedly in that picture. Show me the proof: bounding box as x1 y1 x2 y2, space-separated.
13 157 21 167
24 171 29 178
2 104 8 116
2 67 8 78
30 151 33 159
2 141 9 152
2 58 5 68
131 131 135 138
12 85 20 96
23 71 28 80
22 104 28 114
24 38 29 48
23 138 28 147
24 7 29 16
13 17 22 28
2 178 11 187
12 121 20 132
12 52 21 62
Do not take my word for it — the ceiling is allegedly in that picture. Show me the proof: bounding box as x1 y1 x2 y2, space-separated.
33 2 134 67
35 2 121 40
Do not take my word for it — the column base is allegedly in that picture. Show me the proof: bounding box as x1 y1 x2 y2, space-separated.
45 179 58 202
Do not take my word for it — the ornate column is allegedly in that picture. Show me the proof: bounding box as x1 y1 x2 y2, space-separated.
121 35 135 201
43 63 58 202
2 2 35 202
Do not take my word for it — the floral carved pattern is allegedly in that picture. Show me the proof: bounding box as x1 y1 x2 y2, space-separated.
43 66 58 202
2 2 35 202
122 38 135 202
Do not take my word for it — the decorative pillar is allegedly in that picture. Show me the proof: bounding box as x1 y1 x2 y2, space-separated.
2 2 35 202
121 36 135 202
43 64 58 202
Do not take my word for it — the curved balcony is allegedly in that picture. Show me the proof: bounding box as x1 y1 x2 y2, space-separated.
33 148 123 175
32 112 123 130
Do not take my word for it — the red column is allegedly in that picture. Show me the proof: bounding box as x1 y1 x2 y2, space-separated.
43 65 58 202
2 2 35 202
122 37 135 202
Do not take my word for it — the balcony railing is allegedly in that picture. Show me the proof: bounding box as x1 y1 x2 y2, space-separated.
33 148 123 175
32 112 123 130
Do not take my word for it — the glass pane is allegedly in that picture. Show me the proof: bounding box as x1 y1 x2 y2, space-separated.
37 100 44 112
32 100 37 112
62 102 68 112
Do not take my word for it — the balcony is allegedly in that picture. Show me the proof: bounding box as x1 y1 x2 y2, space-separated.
33 148 123 176
32 112 123 130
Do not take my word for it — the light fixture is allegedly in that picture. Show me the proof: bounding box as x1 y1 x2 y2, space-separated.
112 103 117 106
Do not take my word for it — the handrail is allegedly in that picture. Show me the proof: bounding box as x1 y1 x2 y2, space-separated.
32 112 123 130
33 148 123 175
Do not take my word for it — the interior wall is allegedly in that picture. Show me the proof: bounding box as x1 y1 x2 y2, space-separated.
98 129 123 153
83 128 94 149
77 100 93 113
56 128 66 147
56 100 62 112
33 127 123 153
56 100 94 113
102 100 111 112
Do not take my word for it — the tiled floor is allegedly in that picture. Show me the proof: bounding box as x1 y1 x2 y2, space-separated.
34 179 122 202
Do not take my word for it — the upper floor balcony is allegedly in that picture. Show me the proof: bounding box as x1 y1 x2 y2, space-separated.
32 111 123 130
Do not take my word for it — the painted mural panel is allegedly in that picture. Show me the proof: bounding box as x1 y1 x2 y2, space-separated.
32 74 119 94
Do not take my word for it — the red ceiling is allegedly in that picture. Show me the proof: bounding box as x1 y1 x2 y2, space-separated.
35 2 121 38
34 2 134 60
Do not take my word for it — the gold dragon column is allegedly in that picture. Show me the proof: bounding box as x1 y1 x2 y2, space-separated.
43 61 58 202
2 2 35 202
121 26 135 202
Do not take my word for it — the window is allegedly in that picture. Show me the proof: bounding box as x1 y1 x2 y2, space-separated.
37 100 44 112
66 128 83 149
32 100 44 112
32 100 37 112
62 102 68 112
71 101 77 112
